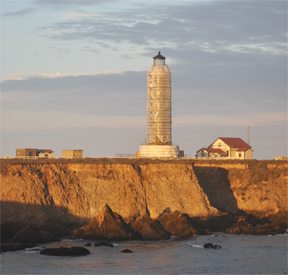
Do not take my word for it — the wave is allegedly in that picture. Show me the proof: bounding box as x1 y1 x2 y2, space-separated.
187 243 203 248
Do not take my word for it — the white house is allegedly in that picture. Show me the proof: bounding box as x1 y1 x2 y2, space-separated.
196 137 253 159
36 149 55 158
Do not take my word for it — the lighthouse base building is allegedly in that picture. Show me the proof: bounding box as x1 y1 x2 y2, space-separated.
139 145 183 158
139 52 184 158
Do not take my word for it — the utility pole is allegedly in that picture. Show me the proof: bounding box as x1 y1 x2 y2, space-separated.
247 126 250 145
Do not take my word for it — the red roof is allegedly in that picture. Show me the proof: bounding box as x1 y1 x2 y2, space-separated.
203 148 225 154
37 149 54 153
216 137 251 149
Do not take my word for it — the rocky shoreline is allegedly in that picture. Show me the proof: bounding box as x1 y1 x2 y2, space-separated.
1 159 287 252
1 204 286 253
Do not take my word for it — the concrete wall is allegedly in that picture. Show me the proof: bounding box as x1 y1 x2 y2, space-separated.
38 153 55 159
140 145 180 158
244 149 253 159
62 150 83 158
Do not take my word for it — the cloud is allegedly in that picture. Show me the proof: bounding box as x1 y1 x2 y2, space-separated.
1 71 146 117
1 68 286 123
1 8 36 17
33 0 115 7
2 70 123 81
61 12 101 20
37 1 287 57
223 42 287 56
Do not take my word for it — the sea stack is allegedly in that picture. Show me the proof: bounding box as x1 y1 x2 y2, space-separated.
139 52 183 157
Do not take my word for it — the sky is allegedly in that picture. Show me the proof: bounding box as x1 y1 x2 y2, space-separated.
1 0 287 159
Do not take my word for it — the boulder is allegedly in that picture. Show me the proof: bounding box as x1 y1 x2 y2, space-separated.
224 215 286 235
157 211 198 237
122 249 133 253
71 204 138 240
40 246 90 256
203 243 222 249
131 214 170 240
13 225 58 243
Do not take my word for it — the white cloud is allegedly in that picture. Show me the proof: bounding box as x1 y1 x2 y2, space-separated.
224 42 287 55
188 40 287 55
61 12 101 20
2 71 124 81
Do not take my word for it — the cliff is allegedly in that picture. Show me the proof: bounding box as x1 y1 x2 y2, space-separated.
1 159 287 237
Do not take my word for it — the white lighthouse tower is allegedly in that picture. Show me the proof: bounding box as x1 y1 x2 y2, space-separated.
139 52 183 158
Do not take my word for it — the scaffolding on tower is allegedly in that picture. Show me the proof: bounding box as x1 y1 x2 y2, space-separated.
147 52 172 145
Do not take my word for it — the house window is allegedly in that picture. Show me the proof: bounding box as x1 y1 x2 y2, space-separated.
239 153 242 158
218 143 221 147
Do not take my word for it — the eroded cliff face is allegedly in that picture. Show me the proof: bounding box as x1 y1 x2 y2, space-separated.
193 164 287 217
1 162 218 227
1 160 287 230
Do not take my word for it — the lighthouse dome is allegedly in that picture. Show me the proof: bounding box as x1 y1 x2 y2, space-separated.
153 51 166 66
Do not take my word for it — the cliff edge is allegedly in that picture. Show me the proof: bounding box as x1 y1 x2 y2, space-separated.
1 159 287 239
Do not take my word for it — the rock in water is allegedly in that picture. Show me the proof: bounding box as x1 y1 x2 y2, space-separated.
122 249 133 253
94 240 114 247
71 204 138 240
131 214 170 240
40 246 90 256
203 243 222 249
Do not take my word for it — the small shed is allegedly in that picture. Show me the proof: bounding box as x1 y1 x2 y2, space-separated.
16 148 37 158
62 150 83 159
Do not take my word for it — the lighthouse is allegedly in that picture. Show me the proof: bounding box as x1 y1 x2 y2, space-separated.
147 52 171 145
139 52 183 158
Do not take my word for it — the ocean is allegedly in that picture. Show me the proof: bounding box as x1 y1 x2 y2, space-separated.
1 234 287 274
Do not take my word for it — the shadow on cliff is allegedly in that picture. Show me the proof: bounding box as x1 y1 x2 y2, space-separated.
193 166 240 215
1 201 88 242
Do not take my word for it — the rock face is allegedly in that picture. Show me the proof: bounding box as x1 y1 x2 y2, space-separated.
13 225 57 243
1 161 219 226
71 204 138 240
1 159 287 240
